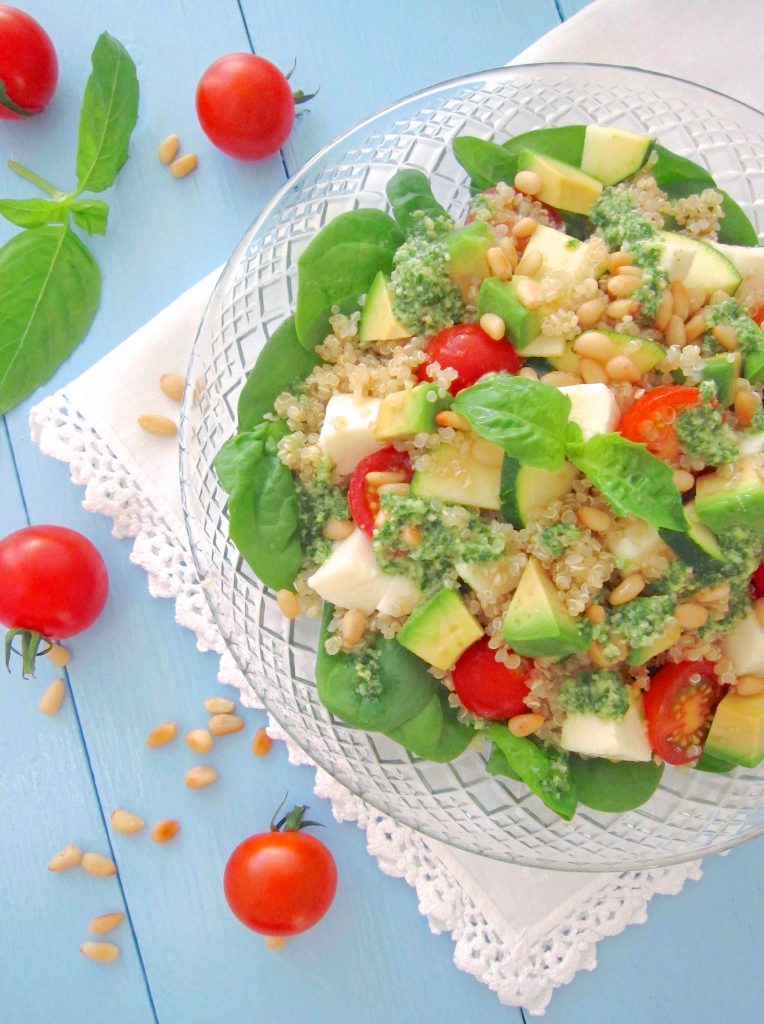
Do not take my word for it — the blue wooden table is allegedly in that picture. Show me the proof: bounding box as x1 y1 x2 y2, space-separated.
2 2 763 1022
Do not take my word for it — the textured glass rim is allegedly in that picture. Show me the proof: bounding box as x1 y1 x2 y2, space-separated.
180 63 764 870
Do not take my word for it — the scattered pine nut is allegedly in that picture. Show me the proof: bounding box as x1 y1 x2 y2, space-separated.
39 678 66 716
470 438 503 467
138 413 177 437
157 133 180 164
400 524 422 548
252 727 272 757
508 712 544 738
579 357 608 384
111 809 145 836
89 912 124 936
670 280 690 321
151 819 180 844
577 506 612 533
654 287 674 332
81 941 120 963
208 713 244 737
514 277 544 310
185 729 214 755
674 602 709 629
81 852 117 878
479 312 506 340
264 935 288 950
573 331 617 361
606 274 640 298
712 324 739 351
673 469 695 493
518 366 538 380
146 721 178 748
486 246 513 280
586 605 606 625
276 588 300 619
576 298 606 329
48 845 83 872
46 644 71 668
609 573 645 606
435 410 470 431
541 371 582 387
159 373 185 402
513 169 541 195
734 388 759 427
341 608 367 649
665 314 687 348
604 355 641 383
170 153 198 178
322 518 354 541
204 696 235 715
684 313 707 343
511 216 538 240
185 765 218 789
606 298 639 320
607 250 633 273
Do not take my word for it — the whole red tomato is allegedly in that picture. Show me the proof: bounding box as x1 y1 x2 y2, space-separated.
0 6 58 119
417 323 520 394
224 802 337 937
196 54 310 160
452 637 531 720
0 525 108 674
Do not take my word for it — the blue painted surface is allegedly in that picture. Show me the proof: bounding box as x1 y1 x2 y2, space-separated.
1 2 763 1023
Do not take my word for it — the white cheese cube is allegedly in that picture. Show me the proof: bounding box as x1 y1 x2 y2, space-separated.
658 238 697 282
307 529 390 614
558 382 620 441
377 575 423 617
560 696 652 762
722 609 764 676
318 394 383 475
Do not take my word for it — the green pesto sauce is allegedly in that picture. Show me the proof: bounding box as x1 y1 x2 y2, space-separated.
352 645 382 700
590 190 668 318
560 669 629 721
538 523 581 558
675 401 739 467
391 216 466 335
296 472 349 566
592 594 675 662
373 494 505 593
537 740 573 798
705 300 764 355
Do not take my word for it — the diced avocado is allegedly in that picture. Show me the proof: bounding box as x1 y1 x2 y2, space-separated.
374 383 451 441
359 271 413 343
396 588 482 670
745 338 764 387
477 277 540 350
501 556 587 659
500 458 579 528
580 125 654 186
627 621 681 666
447 221 494 300
410 439 502 510
658 231 742 295
695 456 764 538
701 352 740 406
548 329 666 375
518 334 566 357
660 500 726 573
560 689 653 761
704 690 764 768
517 150 604 216
722 608 764 677
605 516 667 573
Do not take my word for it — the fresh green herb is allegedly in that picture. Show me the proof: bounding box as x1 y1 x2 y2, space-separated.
559 670 629 721
385 169 450 236
538 523 581 558
675 400 739 467
486 724 577 821
390 214 464 334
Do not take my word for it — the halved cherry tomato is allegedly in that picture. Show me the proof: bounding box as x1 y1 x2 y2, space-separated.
752 561 764 596
618 384 701 462
347 447 412 536
416 323 520 395
643 660 723 765
751 306 764 326
452 637 531 720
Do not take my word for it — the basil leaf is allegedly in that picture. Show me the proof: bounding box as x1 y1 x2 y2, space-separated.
295 209 404 351
452 136 519 191
70 199 110 236
486 725 577 821
386 169 449 235
76 32 139 194
452 373 571 469
567 433 686 531
237 316 321 433
0 226 100 414
0 198 68 229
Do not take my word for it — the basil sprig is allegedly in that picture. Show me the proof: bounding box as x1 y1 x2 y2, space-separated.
0 33 138 414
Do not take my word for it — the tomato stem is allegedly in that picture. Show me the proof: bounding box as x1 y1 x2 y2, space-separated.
0 81 34 118
270 794 324 832
7 160 62 198
4 628 50 677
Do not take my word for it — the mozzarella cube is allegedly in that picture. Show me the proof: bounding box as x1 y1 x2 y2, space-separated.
560 697 652 762
558 383 620 441
318 394 383 475
377 575 423 617
659 239 696 282
307 529 389 614
722 609 764 677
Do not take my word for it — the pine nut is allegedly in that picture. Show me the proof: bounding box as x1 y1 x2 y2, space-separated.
712 324 739 352
609 573 645 606
608 251 634 273
673 469 695 493
617 266 642 280
665 315 687 348
756 597 764 629
674 602 709 629
573 331 617 361
470 438 503 467
81 853 117 878
695 581 730 605
365 470 407 485
736 675 764 697
734 388 760 427
208 713 244 737
710 289 730 305
157 133 180 164
589 641 615 668
586 604 606 625
322 518 354 540
498 236 519 268
541 371 582 387
654 288 674 331
686 288 707 315
577 506 612 533
401 524 422 547
81 941 120 963
670 280 690 321
185 765 218 789
48 845 83 872
89 912 124 936
607 274 640 298
185 729 214 754
159 373 185 402
204 696 235 715
46 644 71 667
576 298 606 329
486 246 513 280
579 357 608 384
138 413 177 437
252 727 273 757
518 366 539 380
341 608 367 648
508 712 545 738
110 809 145 836
579 277 600 302
604 355 641 382
607 299 639 320
39 678 66 716
170 153 197 178
515 277 544 309
264 935 288 950
151 819 180 844
435 410 470 430
479 313 506 340
511 216 538 239
146 721 178 748
376 483 410 496
684 313 707 343
513 170 542 195
276 589 300 618
515 249 543 277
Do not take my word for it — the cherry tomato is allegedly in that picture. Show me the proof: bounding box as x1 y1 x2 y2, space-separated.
618 384 701 462
224 803 337 937
196 53 298 160
0 6 57 119
452 637 531 720
752 561 764 596
643 660 723 766
348 447 412 536
416 323 520 394
751 306 764 326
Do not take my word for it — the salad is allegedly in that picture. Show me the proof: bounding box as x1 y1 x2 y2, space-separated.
216 122 764 820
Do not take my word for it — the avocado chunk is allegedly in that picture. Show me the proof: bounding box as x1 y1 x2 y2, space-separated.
411 439 502 510
695 456 764 539
500 458 579 528
477 276 540 350
396 588 482 670
548 329 666 375
660 500 726 573
447 221 494 300
517 150 603 216
658 231 741 295
627 621 681 667
704 690 764 768
359 271 413 343
374 383 451 441
701 352 740 406
502 556 587 659
580 125 654 186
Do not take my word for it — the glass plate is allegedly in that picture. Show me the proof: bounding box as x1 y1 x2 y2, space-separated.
180 63 764 870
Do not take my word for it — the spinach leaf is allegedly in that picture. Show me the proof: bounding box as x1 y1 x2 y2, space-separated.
485 744 520 781
387 688 474 762
452 137 520 191
70 199 110 236
501 125 586 168
452 373 571 469
0 226 100 414
486 725 577 820
386 169 449 235
0 198 68 229
215 426 267 493
567 433 687 532
76 32 139 194
237 316 321 433
694 751 734 774
569 755 663 812
295 209 404 351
